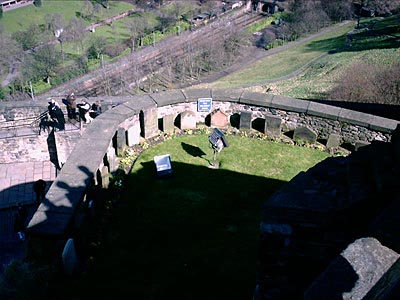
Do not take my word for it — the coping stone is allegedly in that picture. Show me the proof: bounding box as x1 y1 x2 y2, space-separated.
124 94 156 113
239 91 273 107
211 89 242 103
27 210 73 236
181 88 212 102
307 101 341 120
149 90 186 106
338 108 375 127
271 95 309 113
369 116 399 133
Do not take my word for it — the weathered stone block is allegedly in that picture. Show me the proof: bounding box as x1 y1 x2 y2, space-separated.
180 111 196 130
162 114 175 133
305 237 399 300
264 115 282 137
126 123 141 146
210 109 229 128
326 133 341 149
293 126 317 144
239 111 252 130
116 127 126 155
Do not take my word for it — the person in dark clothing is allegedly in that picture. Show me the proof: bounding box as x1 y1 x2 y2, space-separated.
66 92 77 120
48 99 65 130
90 101 102 118
33 179 46 205
14 203 28 241
77 99 93 124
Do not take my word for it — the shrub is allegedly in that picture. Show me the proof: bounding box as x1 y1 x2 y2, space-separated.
0 7 3 19
103 43 125 58
33 0 41 7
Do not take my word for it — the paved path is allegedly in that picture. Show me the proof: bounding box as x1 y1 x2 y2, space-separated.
0 161 57 273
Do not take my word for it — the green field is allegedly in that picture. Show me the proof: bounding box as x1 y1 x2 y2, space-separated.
0 0 135 33
47 134 330 300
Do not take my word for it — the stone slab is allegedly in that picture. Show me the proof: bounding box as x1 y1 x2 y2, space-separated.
150 90 186 107
264 115 282 136
369 116 399 133
305 237 399 300
127 123 141 146
307 101 341 121
293 126 317 144
180 111 197 130
211 89 242 103
338 108 375 128
271 95 309 113
162 114 175 133
181 88 212 102
239 91 273 107
27 210 73 236
239 111 252 130
124 94 156 113
210 110 229 128
326 133 341 149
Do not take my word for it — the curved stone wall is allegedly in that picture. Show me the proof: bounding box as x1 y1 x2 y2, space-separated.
24 88 399 237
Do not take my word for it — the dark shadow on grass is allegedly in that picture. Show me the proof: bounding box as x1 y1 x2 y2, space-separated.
69 160 287 300
181 142 207 158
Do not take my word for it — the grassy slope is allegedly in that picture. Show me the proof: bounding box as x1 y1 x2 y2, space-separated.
202 16 400 100
49 134 330 300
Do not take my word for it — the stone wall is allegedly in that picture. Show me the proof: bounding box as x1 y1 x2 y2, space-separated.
0 88 397 295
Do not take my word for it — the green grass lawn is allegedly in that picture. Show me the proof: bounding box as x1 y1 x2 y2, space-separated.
48 134 330 300
0 0 135 33
207 23 353 89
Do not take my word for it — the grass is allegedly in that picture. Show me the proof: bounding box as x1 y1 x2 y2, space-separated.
48 134 330 300
206 22 353 89
0 0 135 33
202 15 400 100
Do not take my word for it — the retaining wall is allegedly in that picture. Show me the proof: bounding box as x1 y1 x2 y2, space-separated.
21 88 398 237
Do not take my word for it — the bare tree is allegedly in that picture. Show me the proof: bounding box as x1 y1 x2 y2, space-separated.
65 17 88 54
0 26 21 80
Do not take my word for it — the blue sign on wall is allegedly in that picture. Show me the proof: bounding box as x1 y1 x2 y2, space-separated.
197 98 213 112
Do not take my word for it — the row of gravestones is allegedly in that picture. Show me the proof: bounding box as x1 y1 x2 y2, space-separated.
161 109 340 148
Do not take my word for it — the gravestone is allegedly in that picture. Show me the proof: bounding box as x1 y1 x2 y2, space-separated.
154 154 173 177
62 238 79 276
180 111 197 130
326 133 341 149
210 109 229 128
355 140 370 151
239 111 252 130
264 115 282 137
116 127 126 155
107 147 118 173
162 114 175 133
100 165 109 189
126 122 141 146
142 106 158 139
293 126 317 144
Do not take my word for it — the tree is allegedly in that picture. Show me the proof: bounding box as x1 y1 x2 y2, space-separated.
0 7 3 19
44 13 66 33
321 0 354 22
363 0 400 15
65 17 87 54
31 44 60 84
0 26 21 79
13 25 41 51
125 15 148 52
